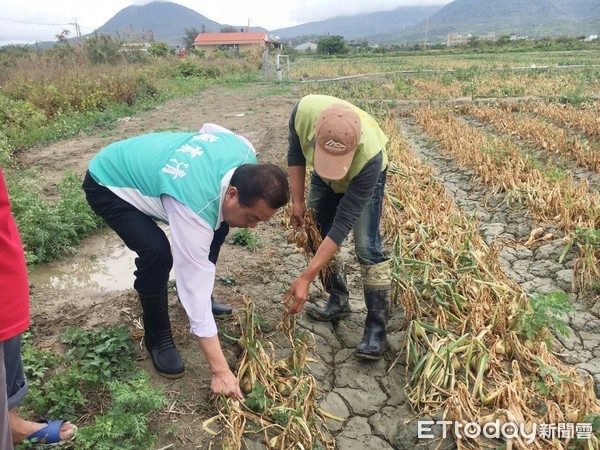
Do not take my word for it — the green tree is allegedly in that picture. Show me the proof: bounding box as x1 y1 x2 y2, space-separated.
467 35 480 48
182 27 200 50
356 39 370 52
148 41 170 57
497 34 512 46
317 35 348 55
80 34 123 64
47 29 74 61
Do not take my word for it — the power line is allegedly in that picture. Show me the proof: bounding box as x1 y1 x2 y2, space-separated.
0 16 69 26
0 15 95 35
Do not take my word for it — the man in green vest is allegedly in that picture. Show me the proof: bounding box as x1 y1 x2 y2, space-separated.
83 125 289 398
283 94 391 360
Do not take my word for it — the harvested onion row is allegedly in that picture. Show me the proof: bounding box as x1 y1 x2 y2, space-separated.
204 296 337 449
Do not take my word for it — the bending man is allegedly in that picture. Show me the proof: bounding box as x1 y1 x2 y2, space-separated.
83 125 289 397
283 95 390 360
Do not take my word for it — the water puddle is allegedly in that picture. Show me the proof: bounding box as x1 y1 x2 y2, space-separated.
28 234 136 292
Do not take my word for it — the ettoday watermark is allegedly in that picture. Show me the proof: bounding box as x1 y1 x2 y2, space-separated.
418 420 593 443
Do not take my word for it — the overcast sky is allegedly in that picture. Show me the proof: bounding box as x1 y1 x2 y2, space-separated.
0 0 451 45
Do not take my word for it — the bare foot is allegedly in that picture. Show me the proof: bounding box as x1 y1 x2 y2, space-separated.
9 409 77 444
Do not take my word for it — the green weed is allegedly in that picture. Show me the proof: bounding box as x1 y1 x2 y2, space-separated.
8 170 102 264
230 228 260 251
244 381 273 413
60 325 136 383
531 356 574 396
218 275 237 286
0 130 14 166
559 90 589 105
514 291 574 348
22 325 136 419
18 325 166 450
74 374 168 450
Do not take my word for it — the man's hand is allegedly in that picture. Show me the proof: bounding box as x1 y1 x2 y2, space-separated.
290 202 307 229
211 368 243 399
281 277 311 315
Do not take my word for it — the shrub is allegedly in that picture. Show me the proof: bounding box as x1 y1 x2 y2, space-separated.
174 59 206 77
189 48 206 58
0 131 13 166
131 75 160 103
80 34 124 64
101 73 159 106
20 83 71 118
173 60 222 79
148 42 170 58
0 93 48 151
8 170 101 264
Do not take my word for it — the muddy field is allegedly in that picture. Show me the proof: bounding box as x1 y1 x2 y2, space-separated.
24 82 600 449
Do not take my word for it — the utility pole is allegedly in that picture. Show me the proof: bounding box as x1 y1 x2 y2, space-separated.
424 16 429 49
69 18 81 38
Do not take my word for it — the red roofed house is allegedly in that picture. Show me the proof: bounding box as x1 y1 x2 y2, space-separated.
193 32 280 54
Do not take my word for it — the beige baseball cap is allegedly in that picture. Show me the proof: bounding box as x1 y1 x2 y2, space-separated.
314 104 361 181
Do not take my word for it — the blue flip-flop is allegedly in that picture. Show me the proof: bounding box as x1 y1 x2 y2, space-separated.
25 419 72 446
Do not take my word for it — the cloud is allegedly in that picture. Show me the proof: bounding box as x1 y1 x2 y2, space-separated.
290 0 448 24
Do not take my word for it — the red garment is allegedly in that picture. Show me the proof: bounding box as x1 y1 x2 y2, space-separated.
0 168 30 342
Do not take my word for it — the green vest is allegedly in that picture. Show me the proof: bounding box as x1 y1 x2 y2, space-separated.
294 95 388 193
89 132 256 228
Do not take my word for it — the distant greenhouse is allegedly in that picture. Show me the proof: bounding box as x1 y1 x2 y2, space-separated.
294 42 317 51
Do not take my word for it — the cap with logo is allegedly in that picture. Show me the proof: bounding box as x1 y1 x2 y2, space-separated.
314 104 361 181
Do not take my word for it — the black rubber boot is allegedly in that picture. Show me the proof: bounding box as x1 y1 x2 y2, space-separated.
211 295 233 316
355 287 390 361
139 288 185 379
306 263 351 322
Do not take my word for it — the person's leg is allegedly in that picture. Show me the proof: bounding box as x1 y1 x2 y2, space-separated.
83 172 173 295
306 172 341 241
4 335 76 444
352 170 391 360
353 169 388 266
83 172 183 378
0 342 14 450
4 335 27 413
208 223 232 316
304 174 350 322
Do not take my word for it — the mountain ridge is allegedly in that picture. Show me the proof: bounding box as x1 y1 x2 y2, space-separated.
21 0 600 49
271 6 442 42
94 2 265 45
391 0 600 44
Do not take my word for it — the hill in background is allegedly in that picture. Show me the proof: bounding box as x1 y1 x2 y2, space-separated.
20 0 600 49
272 6 442 43
92 2 264 47
381 0 600 44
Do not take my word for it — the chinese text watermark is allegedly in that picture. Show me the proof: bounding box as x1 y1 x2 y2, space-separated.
418 420 593 443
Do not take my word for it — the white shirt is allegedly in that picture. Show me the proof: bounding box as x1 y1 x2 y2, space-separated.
163 195 219 338
160 123 255 338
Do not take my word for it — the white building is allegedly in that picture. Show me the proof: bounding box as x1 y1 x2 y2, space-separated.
295 42 317 52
